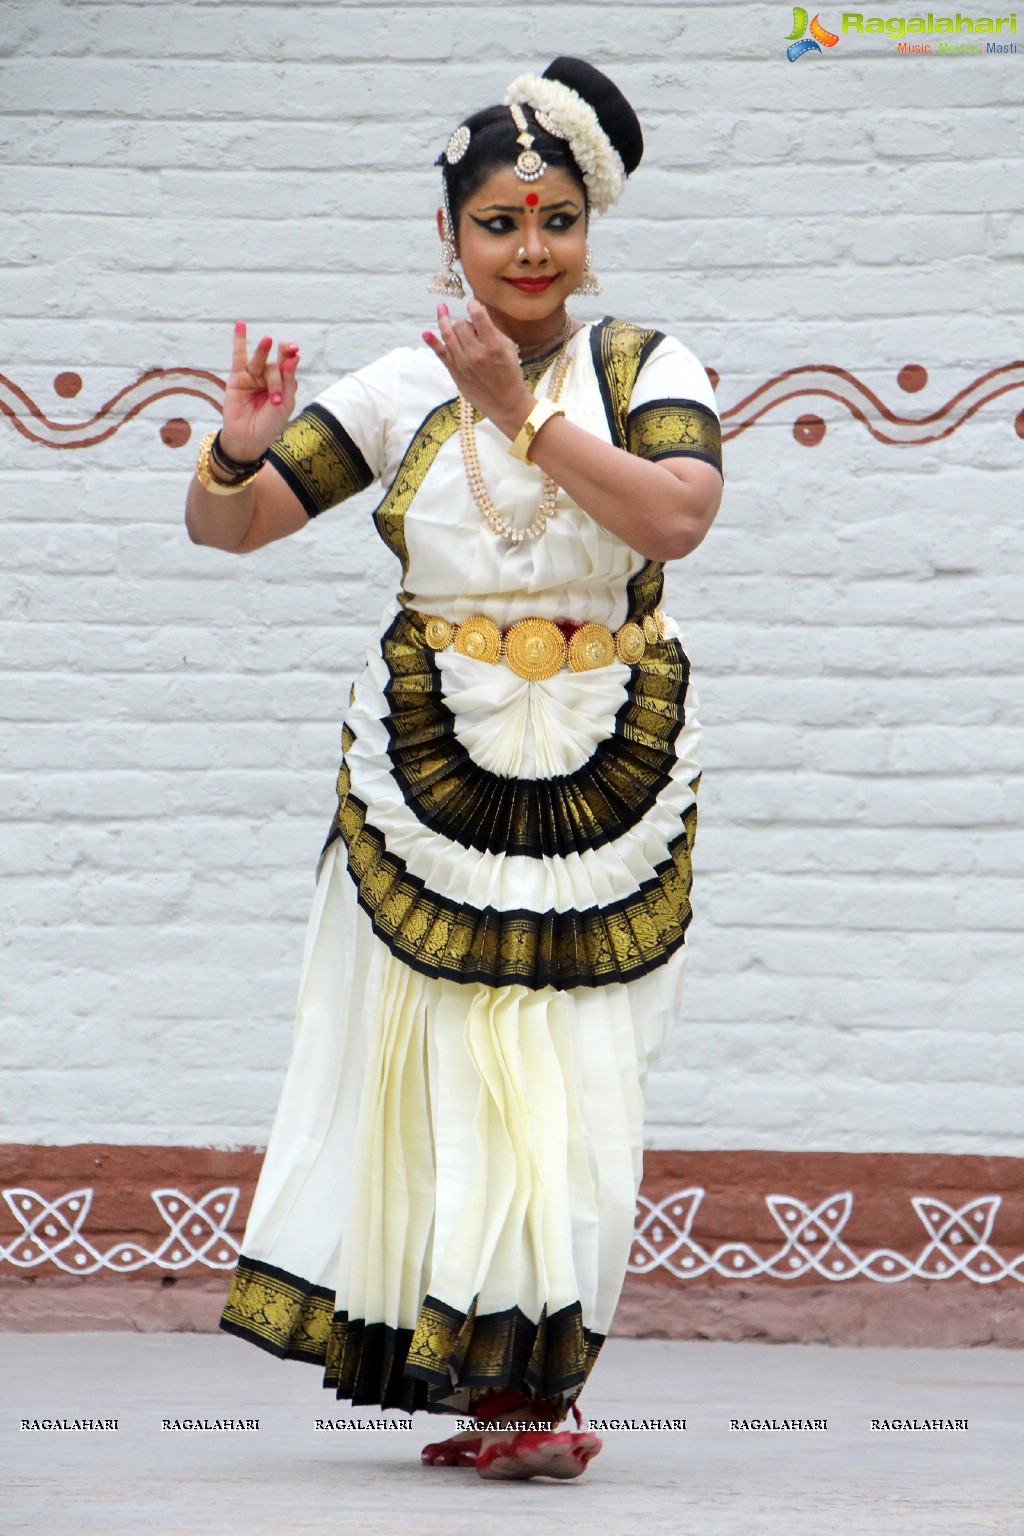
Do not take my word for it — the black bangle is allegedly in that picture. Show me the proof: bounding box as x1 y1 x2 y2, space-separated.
211 430 269 479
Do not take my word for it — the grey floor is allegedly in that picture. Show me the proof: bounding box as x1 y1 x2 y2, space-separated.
0 1332 1021 1534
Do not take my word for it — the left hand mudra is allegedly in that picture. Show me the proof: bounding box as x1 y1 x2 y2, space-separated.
423 299 533 437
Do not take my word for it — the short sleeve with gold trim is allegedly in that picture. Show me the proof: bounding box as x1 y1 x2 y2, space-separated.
625 334 723 480
267 349 403 518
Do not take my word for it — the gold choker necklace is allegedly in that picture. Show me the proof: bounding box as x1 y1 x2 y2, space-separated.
460 315 574 545
515 317 571 363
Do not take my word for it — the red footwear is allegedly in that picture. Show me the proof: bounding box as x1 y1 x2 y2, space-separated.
420 1394 583 1467
475 1428 603 1481
421 1433 482 1467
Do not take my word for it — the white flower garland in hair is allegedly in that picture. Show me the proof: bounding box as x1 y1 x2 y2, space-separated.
503 72 627 215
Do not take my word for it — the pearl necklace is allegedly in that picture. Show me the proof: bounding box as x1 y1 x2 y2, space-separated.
459 317 575 545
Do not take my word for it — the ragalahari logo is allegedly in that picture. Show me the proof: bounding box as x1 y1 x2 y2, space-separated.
786 8 841 58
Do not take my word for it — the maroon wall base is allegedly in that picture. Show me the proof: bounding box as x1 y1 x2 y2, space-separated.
3 1145 1022 1346
613 1277 1024 1347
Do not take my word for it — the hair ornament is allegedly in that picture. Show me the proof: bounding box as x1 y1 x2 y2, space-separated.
508 101 547 182
444 125 471 164
504 72 627 214
533 107 569 142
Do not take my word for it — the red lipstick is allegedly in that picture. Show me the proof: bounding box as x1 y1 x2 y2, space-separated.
503 277 557 293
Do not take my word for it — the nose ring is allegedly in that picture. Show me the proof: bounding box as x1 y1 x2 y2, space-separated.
517 246 552 260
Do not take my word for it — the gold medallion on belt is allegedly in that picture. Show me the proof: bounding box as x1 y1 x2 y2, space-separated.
568 622 616 672
451 615 502 664
424 615 456 651
504 618 566 680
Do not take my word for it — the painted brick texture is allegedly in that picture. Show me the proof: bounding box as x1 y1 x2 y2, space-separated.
1 2 1022 1154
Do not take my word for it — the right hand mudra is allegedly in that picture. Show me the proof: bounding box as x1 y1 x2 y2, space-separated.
219 321 300 462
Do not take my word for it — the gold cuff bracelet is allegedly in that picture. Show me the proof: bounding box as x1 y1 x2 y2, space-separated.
507 399 566 463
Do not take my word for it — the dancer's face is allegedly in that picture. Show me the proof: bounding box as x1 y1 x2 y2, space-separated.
441 164 587 334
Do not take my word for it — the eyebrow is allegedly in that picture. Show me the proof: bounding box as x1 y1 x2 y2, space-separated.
473 200 580 213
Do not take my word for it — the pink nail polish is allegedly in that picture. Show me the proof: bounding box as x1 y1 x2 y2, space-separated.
271 391 283 405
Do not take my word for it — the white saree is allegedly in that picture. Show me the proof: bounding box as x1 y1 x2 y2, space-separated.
219 318 722 1416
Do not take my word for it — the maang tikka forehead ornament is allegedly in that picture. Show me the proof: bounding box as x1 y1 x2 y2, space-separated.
508 101 546 181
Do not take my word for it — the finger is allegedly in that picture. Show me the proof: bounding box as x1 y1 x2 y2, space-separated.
466 298 492 336
446 318 481 368
264 359 284 405
231 320 249 373
422 330 448 362
279 340 300 388
457 309 493 356
248 334 273 380
435 304 464 359
422 331 456 377
467 298 502 341
452 316 479 348
467 300 512 358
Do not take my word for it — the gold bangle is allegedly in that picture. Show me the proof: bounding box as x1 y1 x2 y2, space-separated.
507 399 566 464
195 431 262 496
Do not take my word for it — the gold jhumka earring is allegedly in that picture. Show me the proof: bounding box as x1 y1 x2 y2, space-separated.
574 244 601 296
428 126 470 298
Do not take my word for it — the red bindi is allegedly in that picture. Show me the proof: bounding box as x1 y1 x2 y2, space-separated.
525 193 539 207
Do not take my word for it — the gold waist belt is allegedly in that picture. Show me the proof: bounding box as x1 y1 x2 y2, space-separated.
421 609 666 681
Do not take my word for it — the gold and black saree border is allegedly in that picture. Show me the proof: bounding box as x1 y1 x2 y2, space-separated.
266 402 374 517
403 1294 595 1402
590 317 664 448
370 399 457 588
627 396 723 477
219 1253 335 1362
220 1255 604 1417
321 778 698 991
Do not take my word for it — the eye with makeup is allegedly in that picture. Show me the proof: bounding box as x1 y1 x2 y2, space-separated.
468 210 583 236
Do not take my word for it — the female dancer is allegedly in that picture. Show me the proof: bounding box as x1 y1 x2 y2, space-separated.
185 56 723 1481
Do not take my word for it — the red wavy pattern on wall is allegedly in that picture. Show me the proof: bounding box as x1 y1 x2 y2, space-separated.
724 362 1024 446
0 367 224 449
1 362 1023 450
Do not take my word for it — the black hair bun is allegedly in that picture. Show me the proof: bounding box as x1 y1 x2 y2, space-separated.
542 57 643 176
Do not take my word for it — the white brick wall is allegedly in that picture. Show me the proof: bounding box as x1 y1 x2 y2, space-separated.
1 1 1021 1152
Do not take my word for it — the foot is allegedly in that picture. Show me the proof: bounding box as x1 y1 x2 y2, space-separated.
421 1428 482 1467
420 1398 572 1468
475 1427 603 1481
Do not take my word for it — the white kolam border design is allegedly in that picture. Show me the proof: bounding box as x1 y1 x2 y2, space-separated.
2 1184 1022 1283
1 1186 241 1274
631 1189 1024 1284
